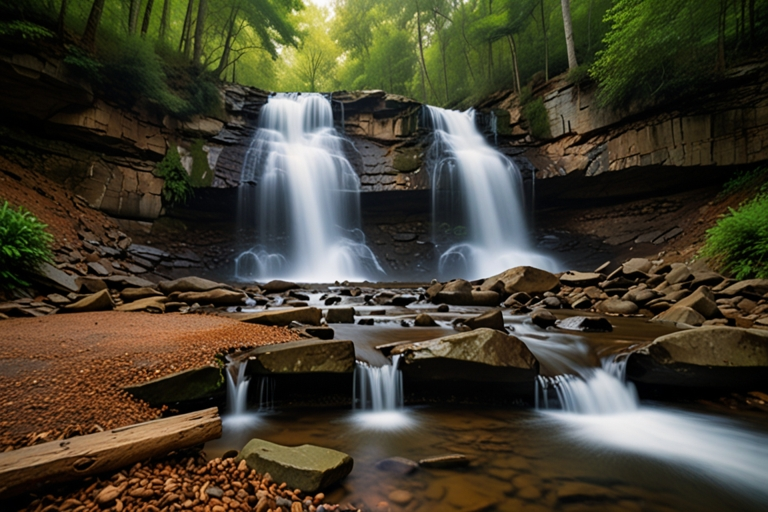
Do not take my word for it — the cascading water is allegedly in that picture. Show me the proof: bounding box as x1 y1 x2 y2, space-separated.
426 106 555 280
236 93 383 282
226 360 250 416
352 355 411 429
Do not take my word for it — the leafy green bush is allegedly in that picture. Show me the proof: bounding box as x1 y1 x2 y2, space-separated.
0 20 54 40
154 146 193 207
522 98 552 140
0 200 53 289
700 194 768 280
188 139 214 187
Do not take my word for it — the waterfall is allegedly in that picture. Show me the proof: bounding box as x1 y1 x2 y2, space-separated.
236 93 383 283
353 355 404 411
226 360 250 416
426 106 555 280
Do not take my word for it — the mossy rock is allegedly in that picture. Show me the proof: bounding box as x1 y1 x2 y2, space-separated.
393 146 423 173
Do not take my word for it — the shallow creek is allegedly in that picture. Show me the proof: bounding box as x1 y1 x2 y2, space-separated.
207 294 768 511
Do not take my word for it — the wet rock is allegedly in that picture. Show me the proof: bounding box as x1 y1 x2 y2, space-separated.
375 457 418 475
481 266 559 295
675 286 718 318
425 282 444 300
470 290 501 307
559 271 603 287
239 439 353 493
443 279 473 293
571 297 593 309
387 490 413 506
289 291 310 301
665 265 692 285
124 365 223 406
392 294 418 307
158 276 230 294
391 328 538 395
326 308 355 324
358 318 375 325
432 290 474 306
530 308 557 328
436 304 449 313
464 309 505 331
556 316 613 332
304 326 335 340
538 296 562 309
63 289 115 313
596 298 638 315
324 296 342 306
627 326 768 389
239 339 356 374
116 296 167 313
172 289 249 306
120 287 163 302
414 313 438 327
241 307 323 326
418 454 470 469
651 306 705 327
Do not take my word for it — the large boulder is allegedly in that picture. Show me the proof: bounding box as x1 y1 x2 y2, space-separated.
719 279 768 298
123 366 223 407
470 290 501 306
239 439 353 493
390 328 538 398
239 339 355 374
596 298 638 315
172 289 248 306
651 306 705 327
481 266 559 295
262 280 300 294
63 289 115 313
627 326 768 390
158 276 230 295
240 307 322 326
31 262 79 293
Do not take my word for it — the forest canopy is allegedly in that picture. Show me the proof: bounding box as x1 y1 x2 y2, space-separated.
1 0 766 112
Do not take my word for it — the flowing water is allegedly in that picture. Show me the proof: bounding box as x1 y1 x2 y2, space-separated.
426 106 556 280
235 93 383 282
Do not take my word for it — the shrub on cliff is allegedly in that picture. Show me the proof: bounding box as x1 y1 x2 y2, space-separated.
701 194 768 280
154 146 193 207
0 200 53 289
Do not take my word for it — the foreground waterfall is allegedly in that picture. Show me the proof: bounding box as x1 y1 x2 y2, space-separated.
426 106 555 279
236 93 383 282
352 356 412 430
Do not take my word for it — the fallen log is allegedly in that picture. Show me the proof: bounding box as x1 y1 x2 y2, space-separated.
0 407 221 499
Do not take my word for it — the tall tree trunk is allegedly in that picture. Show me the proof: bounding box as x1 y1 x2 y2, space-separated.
180 0 195 55
433 10 449 104
129 0 141 35
159 0 170 41
141 0 154 37
81 0 106 50
561 0 578 69
215 7 239 78
507 35 521 93
58 0 69 38
193 0 207 63
540 0 549 80
415 1 436 102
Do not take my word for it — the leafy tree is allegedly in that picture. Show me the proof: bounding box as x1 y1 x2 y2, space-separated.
278 4 340 91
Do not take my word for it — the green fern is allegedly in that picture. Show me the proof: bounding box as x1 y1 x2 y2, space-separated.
154 146 193 207
0 200 53 289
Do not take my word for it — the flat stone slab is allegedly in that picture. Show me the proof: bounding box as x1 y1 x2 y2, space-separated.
239 307 322 326
239 439 353 493
238 339 355 374
124 365 224 406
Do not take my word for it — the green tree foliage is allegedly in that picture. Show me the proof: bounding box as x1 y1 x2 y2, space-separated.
591 0 768 109
155 145 194 206
0 201 54 289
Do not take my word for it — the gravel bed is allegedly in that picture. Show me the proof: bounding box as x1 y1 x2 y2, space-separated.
0 311 298 450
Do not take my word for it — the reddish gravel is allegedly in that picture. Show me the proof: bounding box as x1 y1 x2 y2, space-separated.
0 311 299 450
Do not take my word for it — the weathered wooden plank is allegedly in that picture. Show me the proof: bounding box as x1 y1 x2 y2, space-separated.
0 407 221 499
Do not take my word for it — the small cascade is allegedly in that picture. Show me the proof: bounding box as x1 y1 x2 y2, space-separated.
226 360 250 416
236 93 383 282
536 355 638 414
353 355 403 411
425 106 555 279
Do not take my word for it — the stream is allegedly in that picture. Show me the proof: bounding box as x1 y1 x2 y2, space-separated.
206 297 768 511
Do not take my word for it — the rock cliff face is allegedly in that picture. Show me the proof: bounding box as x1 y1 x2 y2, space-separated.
3 48 768 280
